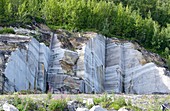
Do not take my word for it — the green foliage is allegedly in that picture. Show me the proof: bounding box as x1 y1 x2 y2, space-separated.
22 98 38 111
111 0 170 27
38 107 46 111
48 99 67 111
166 56 170 70
87 104 94 109
18 90 35 94
94 93 111 106
0 27 15 34
94 94 117 109
125 106 142 111
93 94 140 110
12 95 22 106
93 97 103 105
109 97 127 110
47 92 52 100
8 95 38 111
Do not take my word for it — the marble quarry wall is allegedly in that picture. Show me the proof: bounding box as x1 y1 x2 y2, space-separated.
1 29 170 94
82 36 170 94
104 39 124 93
47 34 81 93
83 35 105 93
123 43 170 94
3 37 50 92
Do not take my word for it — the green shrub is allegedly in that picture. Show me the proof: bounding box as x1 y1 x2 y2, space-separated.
16 104 24 111
166 56 170 70
109 97 127 110
109 103 120 110
38 107 47 111
47 92 52 100
125 106 142 111
23 98 38 111
0 27 15 34
94 93 111 105
94 94 114 108
48 99 67 111
93 97 103 105
18 90 34 95
87 104 94 109
9 96 38 111
8 95 22 107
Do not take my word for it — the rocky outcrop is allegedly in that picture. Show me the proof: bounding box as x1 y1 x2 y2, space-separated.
83 34 106 93
104 40 170 94
3 37 50 92
123 43 170 94
104 39 124 93
47 34 82 93
1 27 170 94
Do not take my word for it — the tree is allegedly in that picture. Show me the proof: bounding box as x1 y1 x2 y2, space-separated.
0 0 6 24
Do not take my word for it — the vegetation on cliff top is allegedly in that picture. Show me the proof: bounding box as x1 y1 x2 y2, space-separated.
0 0 170 68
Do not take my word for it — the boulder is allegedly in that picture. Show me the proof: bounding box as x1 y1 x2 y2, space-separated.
76 108 89 111
60 60 74 74
89 105 107 111
87 98 94 106
3 103 19 111
63 76 81 90
63 50 78 65
67 101 76 111
67 100 85 111
161 102 170 111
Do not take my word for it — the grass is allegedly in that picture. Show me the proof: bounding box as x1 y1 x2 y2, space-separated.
48 99 67 111
0 27 15 34
6 94 67 111
1 94 170 111
93 93 144 110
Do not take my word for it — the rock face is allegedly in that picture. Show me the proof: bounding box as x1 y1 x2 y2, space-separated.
104 39 124 93
47 32 170 94
123 43 170 94
47 34 82 93
3 37 50 92
1 28 170 94
83 34 105 93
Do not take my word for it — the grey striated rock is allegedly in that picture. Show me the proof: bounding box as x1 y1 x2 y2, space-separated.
0 34 31 43
3 37 50 92
45 32 170 94
1 28 170 94
104 40 123 93
83 34 106 93
13 27 38 35
47 34 82 93
123 43 170 94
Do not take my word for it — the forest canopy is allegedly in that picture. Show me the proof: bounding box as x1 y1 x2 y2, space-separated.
0 0 170 67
